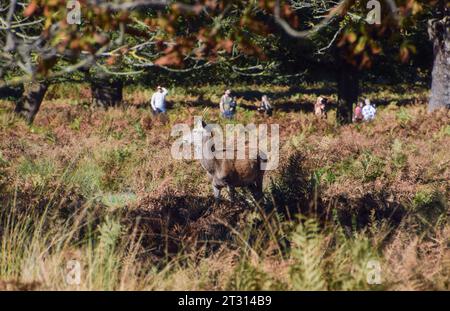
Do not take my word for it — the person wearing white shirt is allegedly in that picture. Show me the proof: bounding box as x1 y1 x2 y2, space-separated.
362 98 376 121
150 86 168 113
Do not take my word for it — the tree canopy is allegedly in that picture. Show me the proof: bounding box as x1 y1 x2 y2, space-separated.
1 0 448 120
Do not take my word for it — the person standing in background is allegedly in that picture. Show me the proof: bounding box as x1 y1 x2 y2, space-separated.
258 95 273 116
353 101 364 123
151 86 168 114
219 89 236 119
314 96 328 119
362 98 376 121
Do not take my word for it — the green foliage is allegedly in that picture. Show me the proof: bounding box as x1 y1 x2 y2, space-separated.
134 122 146 139
97 216 122 254
313 167 336 186
227 261 274 290
69 160 103 198
396 107 413 125
0 151 6 167
100 192 137 210
1 0 435 91
357 151 385 182
331 150 385 183
0 109 16 130
413 189 435 209
289 219 326 290
99 148 132 192
91 216 123 290
0 151 7 192
326 230 383 290
391 138 407 169
69 117 82 131
18 158 56 188
268 150 310 208
441 125 450 137
411 188 447 230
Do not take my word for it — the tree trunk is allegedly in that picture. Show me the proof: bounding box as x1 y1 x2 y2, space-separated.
337 58 359 124
15 81 48 124
90 79 123 108
428 15 450 111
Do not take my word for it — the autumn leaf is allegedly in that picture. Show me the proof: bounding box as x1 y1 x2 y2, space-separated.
24 0 38 17
218 39 234 53
70 38 83 51
400 46 409 63
370 42 382 55
37 56 57 75
106 55 117 66
360 52 372 69
338 31 357 47
154 51 183 67
400 41 416 63
354 37 367 54
258 0 275 11
347 32 357 44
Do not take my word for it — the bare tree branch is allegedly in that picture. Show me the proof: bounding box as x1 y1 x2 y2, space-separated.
274 0 353 38
275 0 399 39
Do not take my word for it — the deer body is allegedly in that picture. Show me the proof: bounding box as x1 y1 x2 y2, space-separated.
187 122 265 202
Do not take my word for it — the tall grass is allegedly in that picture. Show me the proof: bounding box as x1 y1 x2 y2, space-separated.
0 176 448 290
0 194 145 290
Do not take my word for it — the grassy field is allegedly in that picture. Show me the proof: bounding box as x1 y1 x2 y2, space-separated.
0 83 449 290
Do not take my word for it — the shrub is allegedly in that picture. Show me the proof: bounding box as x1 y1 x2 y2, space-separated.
17 158 56 189
396 107 413 125
69 159 103 198
289 219 326 290
411 188 447 231
99 148 132 192
391 138 407 169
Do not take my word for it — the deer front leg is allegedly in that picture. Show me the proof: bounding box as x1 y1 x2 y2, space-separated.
249 178 263 203
212 184 221 202
228 186 236 202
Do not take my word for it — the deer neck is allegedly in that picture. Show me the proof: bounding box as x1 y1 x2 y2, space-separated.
199 135 217 173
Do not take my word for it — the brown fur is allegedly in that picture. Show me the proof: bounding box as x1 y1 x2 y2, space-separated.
196 128 265 202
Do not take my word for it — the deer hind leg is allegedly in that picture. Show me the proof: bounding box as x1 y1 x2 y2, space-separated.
228 186 236 202
249 177 264 202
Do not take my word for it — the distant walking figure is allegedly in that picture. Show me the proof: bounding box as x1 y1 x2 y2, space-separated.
314 96 328 119
353 101 364 123
258 95 273 116
150 86 168 114
220 89 236 119
362 98 376 121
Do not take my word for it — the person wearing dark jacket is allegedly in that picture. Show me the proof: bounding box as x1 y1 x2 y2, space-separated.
219 89 237 119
